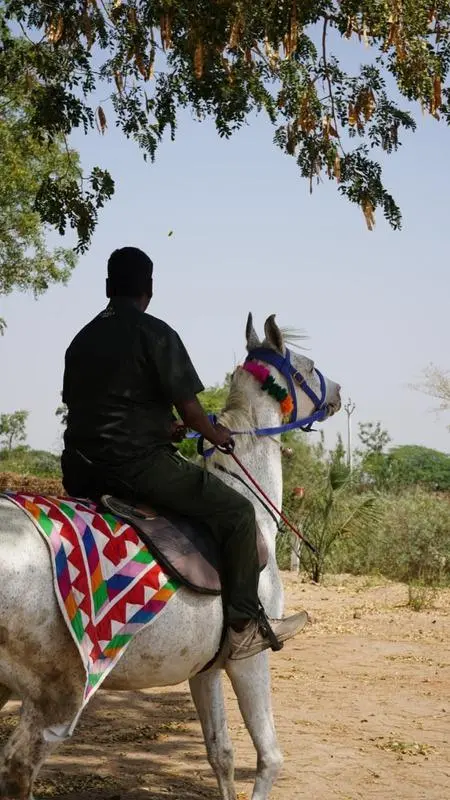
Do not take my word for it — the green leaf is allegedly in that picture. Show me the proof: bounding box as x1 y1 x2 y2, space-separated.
2 0 450 239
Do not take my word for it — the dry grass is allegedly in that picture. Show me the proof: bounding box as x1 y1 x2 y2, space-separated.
0 471 63 496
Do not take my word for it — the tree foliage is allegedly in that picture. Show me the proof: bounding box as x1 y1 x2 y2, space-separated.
329 431 350 487
0 86 80 312
356 420 393 488
389 444 450 490
356 422 450 491
412 364 450 429
0 11 115 254
358 420 391 454
0 410 29 450
1 1 449 247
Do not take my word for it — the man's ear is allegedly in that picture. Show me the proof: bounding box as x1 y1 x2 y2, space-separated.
106 278 111 298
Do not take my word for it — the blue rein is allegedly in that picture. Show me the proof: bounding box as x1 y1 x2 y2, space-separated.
188 347 328 443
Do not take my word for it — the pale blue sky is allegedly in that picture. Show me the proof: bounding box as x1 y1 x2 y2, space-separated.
1 66 449 456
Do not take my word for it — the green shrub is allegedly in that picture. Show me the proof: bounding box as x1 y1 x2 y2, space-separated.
299 481 381 583
0 447 61 477
407 581 438 611
333 489 450 584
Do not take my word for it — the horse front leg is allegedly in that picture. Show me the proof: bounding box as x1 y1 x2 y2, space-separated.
226 652 283 800
189 669 236 800
0 664 84 800
0 698 58 800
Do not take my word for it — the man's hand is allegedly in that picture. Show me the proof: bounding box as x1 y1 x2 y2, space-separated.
175 397 234 451
209 423 234 451
170 420 187 443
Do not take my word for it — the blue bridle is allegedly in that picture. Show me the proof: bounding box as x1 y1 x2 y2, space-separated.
243 347 328 436
188 347 329 445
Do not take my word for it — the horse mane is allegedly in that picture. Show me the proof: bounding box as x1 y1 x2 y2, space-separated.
199 369 257 468
279 327 309 350
218 368 256 435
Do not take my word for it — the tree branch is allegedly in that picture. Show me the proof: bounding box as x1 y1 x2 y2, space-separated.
322 17 346 157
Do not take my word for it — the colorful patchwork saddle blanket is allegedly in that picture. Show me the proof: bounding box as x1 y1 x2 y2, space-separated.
5 493 181 734
3 491 269 735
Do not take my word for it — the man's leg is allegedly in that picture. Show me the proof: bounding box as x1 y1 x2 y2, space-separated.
126 449 260 626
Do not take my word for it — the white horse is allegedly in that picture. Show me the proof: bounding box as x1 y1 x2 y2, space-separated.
0 314 341 800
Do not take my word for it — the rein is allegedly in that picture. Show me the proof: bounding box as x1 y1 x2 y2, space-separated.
226 449 317 554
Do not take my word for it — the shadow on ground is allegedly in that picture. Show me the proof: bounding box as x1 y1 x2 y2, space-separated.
1 689 223 799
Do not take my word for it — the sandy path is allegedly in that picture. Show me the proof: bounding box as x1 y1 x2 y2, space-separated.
1 574 449 799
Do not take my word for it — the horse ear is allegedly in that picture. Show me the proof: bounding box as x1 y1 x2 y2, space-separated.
245 312 261 351
264 314 284 352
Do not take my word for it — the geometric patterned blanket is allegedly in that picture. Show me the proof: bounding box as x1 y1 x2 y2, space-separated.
5 493 180 735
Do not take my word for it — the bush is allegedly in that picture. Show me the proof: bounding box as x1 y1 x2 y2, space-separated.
299 481 381 583
332 489 450 584
0 447 61 477
407 581 438 611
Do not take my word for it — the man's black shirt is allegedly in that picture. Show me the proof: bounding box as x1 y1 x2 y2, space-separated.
62 298 204 465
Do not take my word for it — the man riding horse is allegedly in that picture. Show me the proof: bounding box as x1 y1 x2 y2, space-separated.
61 246 306 660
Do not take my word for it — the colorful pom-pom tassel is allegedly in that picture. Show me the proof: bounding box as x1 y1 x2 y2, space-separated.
280 395 294 418
244 360 294 421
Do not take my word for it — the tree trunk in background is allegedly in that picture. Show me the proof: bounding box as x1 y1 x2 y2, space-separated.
290 536 301 573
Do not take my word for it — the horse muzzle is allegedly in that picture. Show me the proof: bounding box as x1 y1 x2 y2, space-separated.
326 387 342 417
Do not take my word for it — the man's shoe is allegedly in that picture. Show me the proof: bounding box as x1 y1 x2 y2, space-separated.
228 611 309 661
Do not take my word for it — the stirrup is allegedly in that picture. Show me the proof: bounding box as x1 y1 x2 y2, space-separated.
258 604 283 652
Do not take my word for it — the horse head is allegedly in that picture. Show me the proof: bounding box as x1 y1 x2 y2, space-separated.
245 312 341 428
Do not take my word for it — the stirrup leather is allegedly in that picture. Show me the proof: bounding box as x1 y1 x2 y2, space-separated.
258 604 284 652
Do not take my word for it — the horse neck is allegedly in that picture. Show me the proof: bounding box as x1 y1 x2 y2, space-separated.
220 370 284 515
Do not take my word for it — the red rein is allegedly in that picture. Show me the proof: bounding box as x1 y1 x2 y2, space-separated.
228 451 317 555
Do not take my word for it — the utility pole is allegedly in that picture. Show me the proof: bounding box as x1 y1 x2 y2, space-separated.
344 398 356 471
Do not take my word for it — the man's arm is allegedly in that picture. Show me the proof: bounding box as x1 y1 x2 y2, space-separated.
147 321 233 448
176 397 233 449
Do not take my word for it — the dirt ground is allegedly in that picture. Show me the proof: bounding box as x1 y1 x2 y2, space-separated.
1 573 449 800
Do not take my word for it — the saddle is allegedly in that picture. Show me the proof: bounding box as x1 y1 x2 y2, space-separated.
101 495 269 596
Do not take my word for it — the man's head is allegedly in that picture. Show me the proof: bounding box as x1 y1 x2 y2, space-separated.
106 247 153 311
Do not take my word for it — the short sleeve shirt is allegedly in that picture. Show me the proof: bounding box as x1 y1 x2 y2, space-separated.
62 298 204 464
